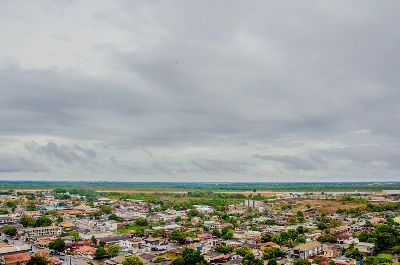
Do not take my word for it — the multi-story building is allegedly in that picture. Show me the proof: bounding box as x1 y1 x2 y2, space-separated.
0 217 16 226
22 226 62 238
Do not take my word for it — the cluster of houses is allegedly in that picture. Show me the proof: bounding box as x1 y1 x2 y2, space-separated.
0 189 399 265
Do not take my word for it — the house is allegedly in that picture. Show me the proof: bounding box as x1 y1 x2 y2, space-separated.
100 234 131 244
105 255 125 265
369 216 385 224
203 221 221 230
79 231 113 240
292 241 323 259
331 226 350 235
322 244 340 258
194 205 214 214
48 257 62 265
137 253 156 264
0 253 30 265
34 237 57 248
74 246 96 259
356 242 375 255
0 243 31 265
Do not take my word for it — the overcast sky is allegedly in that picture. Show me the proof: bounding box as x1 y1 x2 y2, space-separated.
1 1 399 182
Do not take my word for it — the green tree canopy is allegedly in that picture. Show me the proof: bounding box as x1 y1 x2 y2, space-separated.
108 244 120 257
294 258 311 265
122 256 144 265
34 216 52 227
263 247 284 260
96 247 107 258
169 229 187 244
20 214 35 227
267 258 278 265
49 238 65 252
2 226 17 236
27 255 50 265
171 248 209 265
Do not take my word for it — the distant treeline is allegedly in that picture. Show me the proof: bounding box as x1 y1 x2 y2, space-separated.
0 180 399 191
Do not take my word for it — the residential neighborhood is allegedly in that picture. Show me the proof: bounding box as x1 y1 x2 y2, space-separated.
1 188 399 265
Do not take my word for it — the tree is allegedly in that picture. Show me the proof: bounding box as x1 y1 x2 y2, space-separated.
27 255 50 265
2 226 17 236
235 247 252 257
122 256 144 265
26 202 36 211
170 229 186 244
263 247 283 260
108 245 120 257
99 240 106 247
242 253 263 265
153 229 164 238
294 258 311 265
171 248 209 265
49 238 65 252
214 244 233 254
261 233 272 242
187 209 201 218
375 232 395 252
25 193 35 200
318 234 338 243
5 201 17 209
221 226 234 240
134 218 148 227
96 247 107 258
267 258 278 265
296 226 305 234
91 235 97 245
344 244 362 260
20 215 35 227
212 229 221 238
365 254 393 265
34 216 52 227
318 222 328 230
108 214 123 222
392 245 400 254
99 205 114 214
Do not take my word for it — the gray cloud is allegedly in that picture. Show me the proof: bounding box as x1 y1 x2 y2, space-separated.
0 1 399 181
26 141 97 165
0 156 47 173
254 154 323 171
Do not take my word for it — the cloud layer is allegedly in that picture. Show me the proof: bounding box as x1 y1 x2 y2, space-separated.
0 1 399 181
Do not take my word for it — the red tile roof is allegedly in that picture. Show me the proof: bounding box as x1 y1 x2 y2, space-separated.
3 253 30 265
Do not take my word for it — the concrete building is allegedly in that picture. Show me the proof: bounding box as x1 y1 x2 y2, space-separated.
356 242 375 255
293 241 323 259
22 226 62 238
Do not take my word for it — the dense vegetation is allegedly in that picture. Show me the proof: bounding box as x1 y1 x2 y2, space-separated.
1 180 400 191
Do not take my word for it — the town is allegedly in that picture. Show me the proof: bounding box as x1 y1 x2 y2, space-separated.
0 188 399 265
